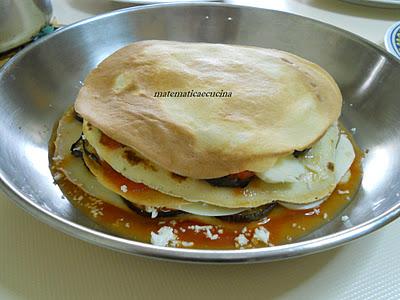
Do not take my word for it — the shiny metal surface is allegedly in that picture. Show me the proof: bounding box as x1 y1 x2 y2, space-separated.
1 3 400 263
341 0 400 8
0 0 52 53
112 0 217 4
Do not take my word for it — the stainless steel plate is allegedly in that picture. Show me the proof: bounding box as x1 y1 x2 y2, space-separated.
110 0 217 4
1 3 400 263
341 0 400 8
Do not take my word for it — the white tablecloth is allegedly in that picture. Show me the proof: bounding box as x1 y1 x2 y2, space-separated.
1 1 399 299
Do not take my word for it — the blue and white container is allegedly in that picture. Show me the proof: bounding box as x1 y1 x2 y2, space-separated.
385 21 400 60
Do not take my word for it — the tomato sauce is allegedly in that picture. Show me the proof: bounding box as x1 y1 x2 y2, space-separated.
50 127 362 250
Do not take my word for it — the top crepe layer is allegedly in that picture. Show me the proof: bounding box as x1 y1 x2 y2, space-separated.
75 40 342 179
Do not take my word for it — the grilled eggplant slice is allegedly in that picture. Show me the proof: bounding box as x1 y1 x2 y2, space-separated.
122 198 186 218
217 203 277 222
206 171 255 188
73 111 83 123
70 136 84 158
81 138 100 164
293 148 311 158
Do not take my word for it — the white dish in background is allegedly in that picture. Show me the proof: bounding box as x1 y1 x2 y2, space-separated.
385 21 400 59
341 0 400 8
111 0 218 4
0 1 52 53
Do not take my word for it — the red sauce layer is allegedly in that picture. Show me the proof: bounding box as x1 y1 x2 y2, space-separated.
50 128 362 249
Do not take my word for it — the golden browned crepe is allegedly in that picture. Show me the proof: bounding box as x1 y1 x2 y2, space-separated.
53 107 247 215
83 121 339 208
75 40 342 179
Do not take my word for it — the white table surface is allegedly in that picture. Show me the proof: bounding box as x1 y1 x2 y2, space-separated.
1 1 400 299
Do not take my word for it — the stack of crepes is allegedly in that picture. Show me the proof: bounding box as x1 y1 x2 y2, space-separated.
56 40 356 218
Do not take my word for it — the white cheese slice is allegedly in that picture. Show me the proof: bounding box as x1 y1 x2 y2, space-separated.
279 198 326 210
256 156 308 183
256 124 339 185
179 202 245 216
335 134 356 184
279 132 356 210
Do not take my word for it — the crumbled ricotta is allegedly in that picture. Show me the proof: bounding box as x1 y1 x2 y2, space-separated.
253 227 270 244
341 215 350 222
120 185 128 193
235 234 249 247
150 226 177 247
205 229 219 240
84 199 104 218
337 189 350 195
145 206 159 218
188 225 219 240
90 206 103 218
188 225 212 232
181 241 194 247
53 172 63 181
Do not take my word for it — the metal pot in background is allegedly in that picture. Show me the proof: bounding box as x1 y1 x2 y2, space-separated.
0 0 52 53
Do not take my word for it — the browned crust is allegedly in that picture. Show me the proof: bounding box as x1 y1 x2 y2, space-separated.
75 40 342 179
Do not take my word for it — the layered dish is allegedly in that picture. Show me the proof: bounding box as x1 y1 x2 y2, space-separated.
50 40 362 249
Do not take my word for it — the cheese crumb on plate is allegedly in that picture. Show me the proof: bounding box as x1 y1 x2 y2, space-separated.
150 226 177 247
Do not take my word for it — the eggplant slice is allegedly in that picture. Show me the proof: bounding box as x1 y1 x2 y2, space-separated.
73 136 277 222
73 111 83 123
206 171 255 188
70 135 84 158
217 203 277 222
122 198 186 218
293 148 311 158
123 196 277 222
82 138 100 164
70 135 101 165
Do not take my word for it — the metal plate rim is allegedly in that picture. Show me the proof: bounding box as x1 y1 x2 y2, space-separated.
1 2 400 263
341 0 400 8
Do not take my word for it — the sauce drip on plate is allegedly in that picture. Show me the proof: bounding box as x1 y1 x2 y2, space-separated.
49 125 362 250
